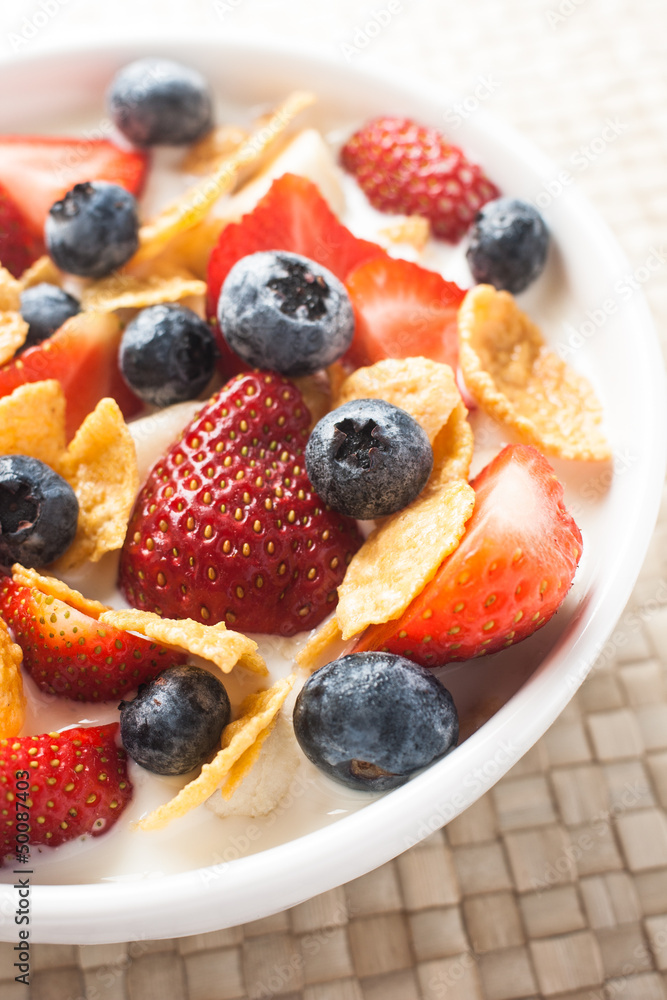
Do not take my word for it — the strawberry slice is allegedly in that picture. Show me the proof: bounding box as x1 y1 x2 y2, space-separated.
343 255 465 370
206 173 385 373
119 371 363 635
0 136 148 236
0 182 44 277
354 445 582 666
0 311 142 439
1 724 132 859
0 576 186 701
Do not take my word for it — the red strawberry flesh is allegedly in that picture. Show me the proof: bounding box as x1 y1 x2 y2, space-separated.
354 445 582 666
341 115 500 243
0 182 44 277
343 254 465 370
119 371 364 636
0 577 186 701
1 723 132 859
0 136 148 236
0 312 142 439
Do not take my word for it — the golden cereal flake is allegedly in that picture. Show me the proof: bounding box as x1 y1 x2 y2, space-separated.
0 311 28 364
181 124 248 175
98 609 267 676
336 479 475 640
136 675 295 831
296 616 344 673
377 215 430 251
0 381 66 468
81 272 206 313
132 91 316 265
335 357 461 445
0 617 25 738
0 266 21 311
459 285 611 462
429 401 475 487
10 563 109 619
218 718 276 801
19 255 63 290
54 397 139 569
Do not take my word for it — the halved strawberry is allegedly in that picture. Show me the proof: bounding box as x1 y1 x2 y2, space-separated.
0 136 148 236
119 371 363 636
1 724 132 859
343 255 465 370
0 311 142 438
206 173 385 373
0 182 44 277
0 577 186 701
354 445 582 666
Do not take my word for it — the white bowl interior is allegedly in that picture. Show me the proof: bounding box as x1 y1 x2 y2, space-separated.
0 39 664 943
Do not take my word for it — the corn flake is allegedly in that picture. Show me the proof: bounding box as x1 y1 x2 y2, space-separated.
336 479 475 639
0 381 66 468
81 272 206 313
0 312 28 364
53 397 139 569
11 563 108 619
296 616 344 673
378 215 430 251
181 124 248 175
0 617 25 739
19 255 63 290
335 358 461 445
136 674 295 831
219 718 276 801
98 609 267 677
459 285 611 462
132 91 316 265
0 266 21 311
429 401 475 487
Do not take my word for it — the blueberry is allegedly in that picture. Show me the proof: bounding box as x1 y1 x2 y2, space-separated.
19 283 81 350
305 398 433 519
119 664 231 775
293 652 458 791
0 455 78 568
466 198 549 294
218 251 355 377
119 304 218 408
45 182 139 279
107 57 213 147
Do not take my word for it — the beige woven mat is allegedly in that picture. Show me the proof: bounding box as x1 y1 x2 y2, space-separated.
1 0 666 996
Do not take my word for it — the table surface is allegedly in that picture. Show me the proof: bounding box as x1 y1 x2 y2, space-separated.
1 1 667 998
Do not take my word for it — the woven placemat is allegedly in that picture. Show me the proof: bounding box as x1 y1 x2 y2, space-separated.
1 0 666 996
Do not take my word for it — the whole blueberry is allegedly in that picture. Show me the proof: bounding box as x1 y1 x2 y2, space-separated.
293 652 458 791
466 197 549 294
19 283 81 350
305 398 433 519
107 57 213 147
119 303 218 408
218 251 355 377
0 455 79 568
119 664 231 775
45 181 139 279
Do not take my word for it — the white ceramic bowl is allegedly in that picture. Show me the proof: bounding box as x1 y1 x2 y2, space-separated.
0 38 664 944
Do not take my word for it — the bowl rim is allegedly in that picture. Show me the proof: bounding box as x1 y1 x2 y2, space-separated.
0 34 665 944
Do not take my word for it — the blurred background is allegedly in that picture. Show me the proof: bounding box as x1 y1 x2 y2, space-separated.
1 2 667 998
